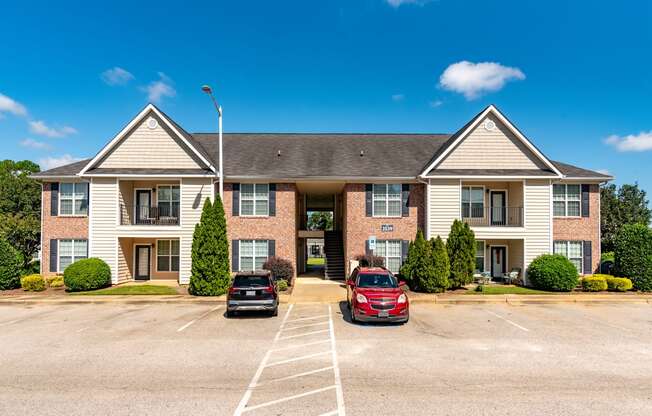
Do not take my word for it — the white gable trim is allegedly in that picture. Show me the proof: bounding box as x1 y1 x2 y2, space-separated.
419 105 563 178
79 104 216 175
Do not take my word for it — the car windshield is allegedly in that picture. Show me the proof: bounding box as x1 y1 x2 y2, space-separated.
356 273 398 288
233 275 270 287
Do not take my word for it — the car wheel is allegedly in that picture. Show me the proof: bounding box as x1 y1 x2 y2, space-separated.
271 308 278 317
226 310 235 318
350 309 357 323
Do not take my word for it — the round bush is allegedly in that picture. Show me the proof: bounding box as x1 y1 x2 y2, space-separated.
0 239 22 290
614 224 652 291
20 274 46 292
46 275 65 288
63 258 111 292
581 275 607 292
604 276 633 292
263 257 294 283
276 279 289 292
527 254 579 291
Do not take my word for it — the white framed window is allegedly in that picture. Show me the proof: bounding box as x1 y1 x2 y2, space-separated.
240 184 269 216
553 184 581 217
59 183 88 216
373 184 402 217
157 240 180 272
376 240 402 273
475 240 485 272
157 185 180 218
462 186 484 218
554 241 583 274
239 240 269 271
58 239 87 272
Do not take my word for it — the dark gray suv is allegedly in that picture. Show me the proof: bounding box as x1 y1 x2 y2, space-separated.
226 271 279 317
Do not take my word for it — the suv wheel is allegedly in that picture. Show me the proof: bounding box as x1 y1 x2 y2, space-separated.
270 308 278 317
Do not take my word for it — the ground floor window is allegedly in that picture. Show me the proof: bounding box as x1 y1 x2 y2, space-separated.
554 241 583 274
240 240 269 271
157 240 180 272
475 240 485 272
376 240 402 273
58 239 87 272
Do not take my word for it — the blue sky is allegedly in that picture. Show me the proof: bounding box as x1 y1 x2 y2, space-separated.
0 0 650 198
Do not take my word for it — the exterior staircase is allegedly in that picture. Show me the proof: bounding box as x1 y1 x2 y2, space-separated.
324 230 345 280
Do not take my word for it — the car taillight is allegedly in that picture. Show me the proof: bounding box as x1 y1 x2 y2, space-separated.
229 287 240 294
263 286 274 293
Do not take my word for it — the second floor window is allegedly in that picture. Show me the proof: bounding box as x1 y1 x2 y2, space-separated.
157 186 180 218
553 184 580 217
60 183 88 216
462 186 484 218
373 184 402 217
241 184 269 216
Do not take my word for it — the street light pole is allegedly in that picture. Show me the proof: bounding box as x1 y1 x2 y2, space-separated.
201 85 223 200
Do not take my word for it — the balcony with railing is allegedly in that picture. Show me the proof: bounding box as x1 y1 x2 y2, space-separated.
462 206 523 227
120 204 180 226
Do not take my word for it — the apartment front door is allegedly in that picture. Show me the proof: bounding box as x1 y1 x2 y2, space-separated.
135 245 151 280
491 246 506 279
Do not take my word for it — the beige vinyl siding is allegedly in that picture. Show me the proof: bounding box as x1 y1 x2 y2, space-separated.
98 117 202 169
118 237 132 283
89 177 119 283
179 177 213 284
427 179 460 240
524 179 552 276
437 115 547 170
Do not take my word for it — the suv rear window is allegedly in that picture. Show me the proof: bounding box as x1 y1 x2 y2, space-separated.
233 275 271 287
357 273 397 288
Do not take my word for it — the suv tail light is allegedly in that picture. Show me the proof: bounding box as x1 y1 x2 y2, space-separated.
263 286 274 293
229 287 240 294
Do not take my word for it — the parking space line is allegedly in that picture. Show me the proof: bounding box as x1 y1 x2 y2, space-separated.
486 310 529 332
278 329 329 340
254 366 334 387
328 304 346 416
285 314 329 323
269 339 330 352
265 350 331 368
241 385 336 413
176 306 222 332
319 411 339 416
282 321 330 331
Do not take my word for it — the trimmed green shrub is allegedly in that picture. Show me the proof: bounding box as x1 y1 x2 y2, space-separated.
189 197 231 296
0 238 22 290
398 231 420 287
47 276 65 288
276 279 289 292
263 257 294 283
446 220 476 288
614 223 652 291
527 254 579 291
20 274 46 291
581 275 607 292
63 258 111 292
604 275 633 292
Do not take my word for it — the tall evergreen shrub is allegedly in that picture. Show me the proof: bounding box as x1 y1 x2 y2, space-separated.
614 223 652 291
446 220 476 288
0 238 21 290
427 236 450 293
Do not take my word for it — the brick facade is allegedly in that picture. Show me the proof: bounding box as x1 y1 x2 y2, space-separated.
343 183 425 274
41 182 89 277
553 183 601 274
222 182 297 276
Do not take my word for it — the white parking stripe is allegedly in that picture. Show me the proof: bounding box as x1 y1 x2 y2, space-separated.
486 310 529 332
329 304 346 416
254 366 334 387
176 306 222 332
282 321 330 331
285 314 329 323
269 339 330 352
265 350 331 368
277 329 329 340
241 385 336 413
319 411 339 416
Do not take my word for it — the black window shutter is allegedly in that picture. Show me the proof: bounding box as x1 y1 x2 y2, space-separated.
49 239 58 272
402 184 410 217
268 240 276 257
581 184 590 217
232 183 240 216
269 184 276 216
401 240 409 264
365 184 373 217
583 240 592 275
50 182 59 216
232 240 239 272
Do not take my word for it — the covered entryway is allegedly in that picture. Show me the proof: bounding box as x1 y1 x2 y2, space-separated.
118 237 180 283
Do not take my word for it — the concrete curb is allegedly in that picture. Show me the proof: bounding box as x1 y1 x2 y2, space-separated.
410 295 652 305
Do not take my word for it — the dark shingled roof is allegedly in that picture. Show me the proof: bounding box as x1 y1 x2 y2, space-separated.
552 161 612 179
427 169 558 177
31 159 91 178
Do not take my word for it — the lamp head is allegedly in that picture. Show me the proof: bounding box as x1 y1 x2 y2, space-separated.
201 85 212 94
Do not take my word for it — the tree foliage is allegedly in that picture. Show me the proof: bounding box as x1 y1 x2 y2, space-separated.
601 183 651 252
446 220 476 288
0 160 41 269
189 197 231 296
307 211 333 231
613 223 652 291
0 238 21 290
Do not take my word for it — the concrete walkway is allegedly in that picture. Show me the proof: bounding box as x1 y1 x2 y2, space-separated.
289 277 347 303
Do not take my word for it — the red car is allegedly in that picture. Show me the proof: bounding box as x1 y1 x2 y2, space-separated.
346 266 409 324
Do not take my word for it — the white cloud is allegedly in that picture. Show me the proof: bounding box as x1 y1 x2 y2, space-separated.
439 61 525 100
20 138 52 150
385 0 433 7
429 99 443 108
101 67 134 86
141 72 176 104
0 93 27 117
29 120 78 138
38 154 84 170
605 131 652 152
392 93 405 102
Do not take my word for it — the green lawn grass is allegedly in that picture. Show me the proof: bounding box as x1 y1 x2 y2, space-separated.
307 257 325 266
72 285 179 296
467 285 552 295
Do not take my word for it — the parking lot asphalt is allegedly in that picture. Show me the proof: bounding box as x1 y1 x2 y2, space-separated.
1 302 651 415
